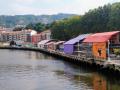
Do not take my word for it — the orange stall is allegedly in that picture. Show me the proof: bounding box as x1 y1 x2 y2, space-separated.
92 43 107 59
83 31 120 60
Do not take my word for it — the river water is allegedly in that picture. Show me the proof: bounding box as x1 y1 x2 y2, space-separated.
0 50 120 90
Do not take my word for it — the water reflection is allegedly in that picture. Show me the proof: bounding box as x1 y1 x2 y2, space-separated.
92 73 107 90
27 51 56 60
0 50 119 90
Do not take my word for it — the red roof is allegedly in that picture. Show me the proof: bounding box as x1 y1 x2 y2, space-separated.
83 31 120 43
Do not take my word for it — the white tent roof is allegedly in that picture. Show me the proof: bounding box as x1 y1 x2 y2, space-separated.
38 40 51 45
55 41 65 45
46 41 56 45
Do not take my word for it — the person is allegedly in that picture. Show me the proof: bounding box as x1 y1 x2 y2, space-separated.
98 48 102 56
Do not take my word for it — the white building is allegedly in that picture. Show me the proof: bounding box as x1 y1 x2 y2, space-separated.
0 29 37 42
37 40 51 49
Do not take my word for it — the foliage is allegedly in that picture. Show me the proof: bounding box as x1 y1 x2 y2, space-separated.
113 48 120 55
51 16 81 40
13 27 24 31
25 23 46 32
108 3 120 30
79 4 111 33
51 2 120 40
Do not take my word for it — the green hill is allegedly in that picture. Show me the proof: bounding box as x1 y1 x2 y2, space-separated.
0 13 76 28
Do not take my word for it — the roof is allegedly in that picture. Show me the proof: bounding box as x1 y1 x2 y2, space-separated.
46 41 56 45
83 31 120 43
41 30 51 34
55 41 65 45
38 40 51 45
64 34 91 45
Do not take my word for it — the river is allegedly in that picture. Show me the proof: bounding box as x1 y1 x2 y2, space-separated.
0 49 119 90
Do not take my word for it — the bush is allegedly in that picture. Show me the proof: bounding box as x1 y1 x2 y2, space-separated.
113 48 120 55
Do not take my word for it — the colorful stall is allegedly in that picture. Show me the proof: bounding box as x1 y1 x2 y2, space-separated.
64 34 90 55
83 31 120 60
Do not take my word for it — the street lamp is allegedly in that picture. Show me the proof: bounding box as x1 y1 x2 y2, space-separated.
77 41 80 56
107 40 111 61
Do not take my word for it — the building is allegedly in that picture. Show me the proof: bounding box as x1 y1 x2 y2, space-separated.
45 41 57 51
0 29 37 42
37 39 57 50
83 31 120 59
0 28 8 41
40 30 51 40
64 34 90 55
54 41 65 51
32 33 42 45
31 30 51 45
37 40 51 49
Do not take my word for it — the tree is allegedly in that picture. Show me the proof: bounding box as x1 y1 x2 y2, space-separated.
25 23 35 30
34 23 46 32
25 23 46 33
13 27 24 31
107 2 120 30
51 2 120 40
51 16 81 40
79 4 111 33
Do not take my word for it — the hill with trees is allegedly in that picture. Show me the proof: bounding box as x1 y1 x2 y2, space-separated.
0 13 76 28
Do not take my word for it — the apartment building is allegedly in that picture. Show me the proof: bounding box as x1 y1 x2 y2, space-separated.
32 30 51 44
0 29 37 42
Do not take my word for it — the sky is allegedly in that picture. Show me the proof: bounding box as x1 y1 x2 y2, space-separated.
0 0 120 15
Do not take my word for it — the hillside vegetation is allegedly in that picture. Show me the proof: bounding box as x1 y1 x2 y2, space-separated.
0 13 75 28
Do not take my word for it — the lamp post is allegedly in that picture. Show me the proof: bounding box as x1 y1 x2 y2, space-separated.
77 41 80 56
107 40 111 61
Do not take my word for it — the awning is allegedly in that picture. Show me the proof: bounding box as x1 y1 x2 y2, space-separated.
64 34 90 45
83 31 120 43
38 40 51 45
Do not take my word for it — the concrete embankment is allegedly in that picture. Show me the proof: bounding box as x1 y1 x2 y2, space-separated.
0 46 120 77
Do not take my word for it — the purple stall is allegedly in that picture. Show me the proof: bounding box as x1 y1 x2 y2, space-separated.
64 34 90 55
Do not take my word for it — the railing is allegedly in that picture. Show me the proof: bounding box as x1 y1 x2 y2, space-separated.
110 54 120 60
110 44 120 48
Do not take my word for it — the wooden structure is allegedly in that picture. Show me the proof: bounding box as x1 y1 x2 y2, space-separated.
45 41 56 51
37 40 51 49
83 31 120 60
64 34 90 55
54 41 65 51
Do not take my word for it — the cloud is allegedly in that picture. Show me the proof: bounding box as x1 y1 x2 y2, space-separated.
58 0 112 14
0 0 119 15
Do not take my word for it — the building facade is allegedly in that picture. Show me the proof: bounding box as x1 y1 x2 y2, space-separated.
32 30 51 44
0 29 37 42
64 34 90 55
83 31 120 59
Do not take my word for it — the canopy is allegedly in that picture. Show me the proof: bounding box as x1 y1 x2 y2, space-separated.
46 41 56 45
38 40 50 45
64 34 90 45
83 31 120 43
55 41 65 45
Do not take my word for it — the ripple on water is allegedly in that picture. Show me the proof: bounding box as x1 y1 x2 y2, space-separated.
0 50 119 90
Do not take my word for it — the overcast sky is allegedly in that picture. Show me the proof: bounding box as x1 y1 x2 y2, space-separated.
0 0 119 15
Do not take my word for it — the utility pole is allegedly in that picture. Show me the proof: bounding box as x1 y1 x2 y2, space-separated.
77 41 80 56
108 40 111 61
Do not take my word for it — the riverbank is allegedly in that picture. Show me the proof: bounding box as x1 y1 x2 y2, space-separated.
0 46 120 77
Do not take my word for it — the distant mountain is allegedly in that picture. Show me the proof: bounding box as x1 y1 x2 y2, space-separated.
0 13 77 28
